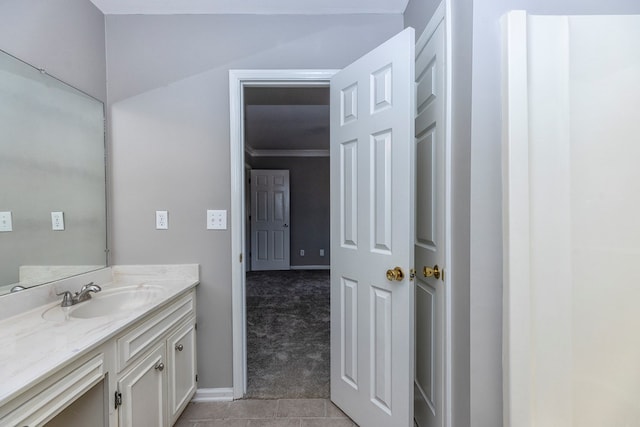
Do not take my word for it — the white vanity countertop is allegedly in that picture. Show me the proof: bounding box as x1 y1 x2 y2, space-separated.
0 264 199 407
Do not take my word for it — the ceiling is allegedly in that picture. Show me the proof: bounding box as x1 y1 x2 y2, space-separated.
88 0 409 15
244 87 329 154
87 2 405 153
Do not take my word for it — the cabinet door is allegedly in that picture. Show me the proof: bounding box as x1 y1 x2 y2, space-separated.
167 321 197 423
118 344 167 427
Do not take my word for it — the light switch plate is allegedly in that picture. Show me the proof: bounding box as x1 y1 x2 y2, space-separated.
0 211 12 232
207 210 227 230
156 211 168 230
51 211 64 231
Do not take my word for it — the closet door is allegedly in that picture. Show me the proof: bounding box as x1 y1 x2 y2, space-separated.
250 169 290 271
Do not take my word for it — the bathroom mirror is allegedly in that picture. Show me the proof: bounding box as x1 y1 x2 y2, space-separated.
0 49 107 296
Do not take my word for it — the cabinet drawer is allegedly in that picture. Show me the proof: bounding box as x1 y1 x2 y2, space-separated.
117 291 194 372
0 354 104 427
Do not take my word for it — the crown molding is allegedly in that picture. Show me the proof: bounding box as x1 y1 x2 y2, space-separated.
245 146 329 157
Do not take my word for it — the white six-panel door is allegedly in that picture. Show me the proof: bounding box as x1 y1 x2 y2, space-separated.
414 13 446 427
330 28 415 427
250 169 290 271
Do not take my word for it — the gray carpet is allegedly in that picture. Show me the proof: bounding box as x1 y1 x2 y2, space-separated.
245 269 330 399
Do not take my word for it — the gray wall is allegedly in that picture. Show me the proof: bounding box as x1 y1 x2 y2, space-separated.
403 0 441 36
106 13 404 389
469 1 640 426
0 0 106 101
449 1 473 425
248 157 330 268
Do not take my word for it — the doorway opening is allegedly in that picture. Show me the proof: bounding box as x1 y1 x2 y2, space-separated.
244 86 331 398
229 70 337 399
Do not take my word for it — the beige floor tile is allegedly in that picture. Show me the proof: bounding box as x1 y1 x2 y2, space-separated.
277 399 326 418
324 402 348 418
174 419 198 427
226 399 279 419
180 402 232 421
300 419 355 427
195 420 249 427
246 418 302 427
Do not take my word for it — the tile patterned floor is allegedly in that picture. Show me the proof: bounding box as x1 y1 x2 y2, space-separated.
175 399 357 427
245 270 330 398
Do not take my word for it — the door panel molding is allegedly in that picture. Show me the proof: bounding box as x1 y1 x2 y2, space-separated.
330 27 414 427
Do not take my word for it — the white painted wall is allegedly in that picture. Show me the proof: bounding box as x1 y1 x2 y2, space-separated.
106 13 404 389
0 0 106 101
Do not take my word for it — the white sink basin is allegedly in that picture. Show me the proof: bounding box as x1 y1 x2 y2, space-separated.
42 285 166 321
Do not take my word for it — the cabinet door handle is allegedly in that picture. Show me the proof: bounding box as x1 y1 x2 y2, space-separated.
175 344 184 352
155 362 165 371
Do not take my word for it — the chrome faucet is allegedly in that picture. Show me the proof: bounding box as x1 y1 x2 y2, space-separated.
57 282 102 307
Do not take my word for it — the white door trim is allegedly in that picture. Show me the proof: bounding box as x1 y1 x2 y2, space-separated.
500 11 533 427
443 2 454 426
229 69 338 398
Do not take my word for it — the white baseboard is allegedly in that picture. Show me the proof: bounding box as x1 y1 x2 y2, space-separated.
289 265 330 270
192 388 234 402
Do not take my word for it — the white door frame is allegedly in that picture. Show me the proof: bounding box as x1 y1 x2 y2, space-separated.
229 36 454 421
229 69 338 398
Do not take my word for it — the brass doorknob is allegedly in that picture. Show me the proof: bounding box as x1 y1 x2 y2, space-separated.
386 267 405 282
423 265 440 279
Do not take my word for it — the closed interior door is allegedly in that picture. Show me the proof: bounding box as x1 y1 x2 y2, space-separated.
250 169 290 271
330 28 415 427
414 14 446 427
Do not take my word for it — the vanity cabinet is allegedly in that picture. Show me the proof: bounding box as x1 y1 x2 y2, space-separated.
115 291 197 427
0 287 197 427
117 343 167 427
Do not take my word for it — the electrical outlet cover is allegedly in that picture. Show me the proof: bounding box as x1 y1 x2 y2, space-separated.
0 211 12 232
156 211 168 230
207 209 227 230
51 211 64 231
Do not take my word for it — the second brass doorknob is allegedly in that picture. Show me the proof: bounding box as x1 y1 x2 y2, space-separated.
423 265 441 279
386 267 405 282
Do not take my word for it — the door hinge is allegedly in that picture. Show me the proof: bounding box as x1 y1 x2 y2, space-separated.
195 323 198 331
196 374 198 382
114 391 122 409
239 253 243 263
